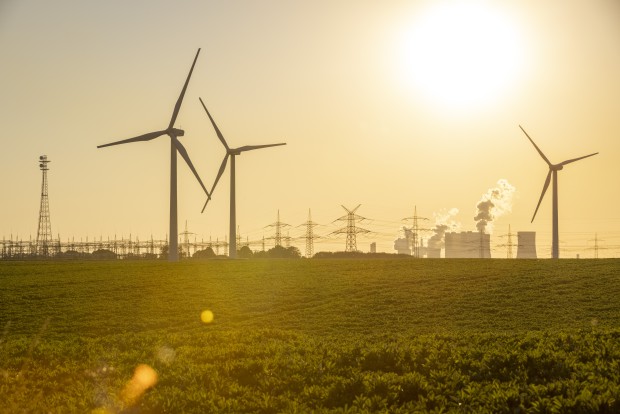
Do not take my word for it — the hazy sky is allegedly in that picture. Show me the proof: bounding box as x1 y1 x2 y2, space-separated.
1 0 619 257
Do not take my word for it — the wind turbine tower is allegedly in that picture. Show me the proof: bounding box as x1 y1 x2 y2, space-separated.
97 49 210 262
36 155 52 257
199 98 286 259
519 125 598 259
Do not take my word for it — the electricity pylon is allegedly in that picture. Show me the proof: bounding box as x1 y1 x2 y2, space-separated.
332 204 370 252
589 233 604 259
496 225 516 259
298 209 319 258
266 210 290 247
236 225 242 251
506 224 514 259
402 205 428 258
36 155 52 257
179 220 194 258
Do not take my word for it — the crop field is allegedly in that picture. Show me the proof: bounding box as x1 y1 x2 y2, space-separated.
1 259 620 413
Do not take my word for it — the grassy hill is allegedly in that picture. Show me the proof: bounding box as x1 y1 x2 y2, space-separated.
1 259 620 412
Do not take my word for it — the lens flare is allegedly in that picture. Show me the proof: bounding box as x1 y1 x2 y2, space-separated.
121 364 158 406
201 310 214 324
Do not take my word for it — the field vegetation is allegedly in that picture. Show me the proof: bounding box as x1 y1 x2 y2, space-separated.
1 259 620 413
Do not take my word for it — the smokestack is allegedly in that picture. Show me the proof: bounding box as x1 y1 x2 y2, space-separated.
474 179 516 234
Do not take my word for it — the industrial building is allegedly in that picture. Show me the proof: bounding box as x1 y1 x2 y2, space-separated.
426 246 441 258
393 237 411 255
516 231 537 259
445 231 491 258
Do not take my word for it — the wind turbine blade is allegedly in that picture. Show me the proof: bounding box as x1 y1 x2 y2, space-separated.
199 97 229 150
559 152 598 166
97 130 168 148
173 138 211 198
209 155 229 196
168 48 200 129
532 170 552 223
519 125 552 166
236 143 286 153
201 198 209 214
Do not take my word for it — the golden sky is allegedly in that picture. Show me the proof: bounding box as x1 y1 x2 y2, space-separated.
1 0 619 257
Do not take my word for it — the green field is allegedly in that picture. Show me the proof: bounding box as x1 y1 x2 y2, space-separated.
1 259 620 413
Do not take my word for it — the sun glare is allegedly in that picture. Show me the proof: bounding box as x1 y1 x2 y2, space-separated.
399 1 524 111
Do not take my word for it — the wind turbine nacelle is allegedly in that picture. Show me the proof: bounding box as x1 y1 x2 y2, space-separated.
553 164 564 171
170 128 185 137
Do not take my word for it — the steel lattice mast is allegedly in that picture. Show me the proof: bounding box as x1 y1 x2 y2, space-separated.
332 204 370 253
266 210 290 248
300 209 319 258
403 205 428 258
507 224 514 259
36 155 52 257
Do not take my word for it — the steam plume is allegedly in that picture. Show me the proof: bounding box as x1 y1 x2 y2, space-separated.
428 208 460 250
474 179 516 233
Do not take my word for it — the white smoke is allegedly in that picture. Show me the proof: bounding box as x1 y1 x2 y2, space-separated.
428 208 460 250
474 179 516 234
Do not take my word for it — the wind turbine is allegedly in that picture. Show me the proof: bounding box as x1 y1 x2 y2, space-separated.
199 97 286 259
519 125 598 259
97 49 210 262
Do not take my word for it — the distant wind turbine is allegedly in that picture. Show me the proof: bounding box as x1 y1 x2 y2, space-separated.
519 125 598 259
97 49 210 262
199 97 286 259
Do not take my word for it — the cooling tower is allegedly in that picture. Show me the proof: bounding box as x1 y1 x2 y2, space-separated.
516 231 537 259
426 247 441 258
445 231 491 258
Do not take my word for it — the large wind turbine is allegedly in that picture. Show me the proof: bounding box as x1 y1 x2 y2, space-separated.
199 97 286 259
519 125 598 259
98 49 210 262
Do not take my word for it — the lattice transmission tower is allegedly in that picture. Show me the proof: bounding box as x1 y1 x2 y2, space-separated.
403 206 429 258
506 224 514 259
332 204 370 252
594 233 599 259
266 210 290 247
589 233 604 259
495 225 516 259
299 209 319 258
179 220 194 258
36 155 52 257
236 225 242 250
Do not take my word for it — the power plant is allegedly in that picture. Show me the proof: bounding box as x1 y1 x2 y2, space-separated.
7 157 602 260
516 231 537 259
445 231 491 258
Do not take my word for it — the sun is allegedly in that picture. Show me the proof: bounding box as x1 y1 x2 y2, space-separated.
398 1 524 111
